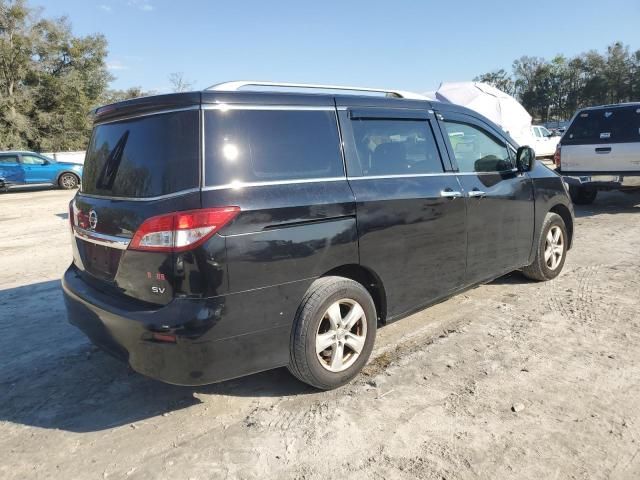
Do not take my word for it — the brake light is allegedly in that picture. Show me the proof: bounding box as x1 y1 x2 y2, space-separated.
129 207 240 253
553 145 561 167
151 332 177 343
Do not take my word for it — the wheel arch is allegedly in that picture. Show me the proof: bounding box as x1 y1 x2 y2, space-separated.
321 264 387 324
549 203 574 249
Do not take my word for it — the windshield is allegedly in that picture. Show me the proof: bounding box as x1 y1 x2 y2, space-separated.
82 110 199 198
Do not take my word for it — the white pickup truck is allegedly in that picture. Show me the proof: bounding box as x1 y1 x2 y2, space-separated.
530 125 560 158
554 103 640 204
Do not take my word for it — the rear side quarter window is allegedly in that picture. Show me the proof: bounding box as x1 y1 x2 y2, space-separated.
204 109 344 186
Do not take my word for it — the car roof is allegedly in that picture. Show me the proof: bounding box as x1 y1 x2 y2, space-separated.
579 102 640 111
94 89 483 121
96 90 487 115
92 89 514 144
0 151 38 155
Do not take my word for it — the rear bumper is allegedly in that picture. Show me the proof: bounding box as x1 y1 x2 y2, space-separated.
558 171 640 189
62 266 293 385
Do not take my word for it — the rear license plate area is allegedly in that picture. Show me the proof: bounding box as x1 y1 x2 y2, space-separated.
80 240 122 280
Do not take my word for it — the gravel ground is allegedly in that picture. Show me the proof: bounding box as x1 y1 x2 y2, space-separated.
1 186 639 480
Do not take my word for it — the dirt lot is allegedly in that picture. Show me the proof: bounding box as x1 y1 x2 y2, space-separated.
1 186 639 480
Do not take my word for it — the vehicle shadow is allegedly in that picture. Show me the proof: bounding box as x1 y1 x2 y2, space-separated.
573 190 640 218
489 271 534 285
0 280 314 434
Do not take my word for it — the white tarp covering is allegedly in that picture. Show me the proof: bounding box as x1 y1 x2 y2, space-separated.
434 82 533 145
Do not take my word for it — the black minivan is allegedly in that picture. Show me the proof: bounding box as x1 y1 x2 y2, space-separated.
62 81 574 390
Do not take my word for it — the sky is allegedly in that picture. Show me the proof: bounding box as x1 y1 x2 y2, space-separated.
36 0 640 94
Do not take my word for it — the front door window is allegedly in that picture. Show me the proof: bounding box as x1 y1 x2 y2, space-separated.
442 121 514 173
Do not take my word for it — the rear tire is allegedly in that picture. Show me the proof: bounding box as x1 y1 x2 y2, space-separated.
569 185 597 205
288 276 377 390
59 173 79 190
522 212 568 281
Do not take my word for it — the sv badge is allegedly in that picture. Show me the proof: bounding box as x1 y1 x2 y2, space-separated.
152 286 166 294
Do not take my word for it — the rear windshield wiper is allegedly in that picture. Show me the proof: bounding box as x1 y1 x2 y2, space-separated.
96 130 129 190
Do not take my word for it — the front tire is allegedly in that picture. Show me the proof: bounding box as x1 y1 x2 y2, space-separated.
59 173 79 190
522 212 568 281
569 185 597 205
288 276 377 390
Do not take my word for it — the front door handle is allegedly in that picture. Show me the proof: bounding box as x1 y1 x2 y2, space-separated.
440 189 462 198
595 147 612 154
468 190 486 198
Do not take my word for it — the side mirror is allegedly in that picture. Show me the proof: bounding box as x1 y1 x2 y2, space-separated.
516 146 536 172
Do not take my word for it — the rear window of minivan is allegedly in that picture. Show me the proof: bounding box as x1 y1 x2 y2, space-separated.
83 110 199 198
564 106 640 145
204 109 343 186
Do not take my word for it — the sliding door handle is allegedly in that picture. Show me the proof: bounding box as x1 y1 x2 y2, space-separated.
595 147 612 154
440 190 462 198
468 190 486 198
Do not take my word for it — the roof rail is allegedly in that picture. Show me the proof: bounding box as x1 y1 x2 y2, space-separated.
207 81 430 100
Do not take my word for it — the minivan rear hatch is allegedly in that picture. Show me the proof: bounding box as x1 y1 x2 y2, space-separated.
70 95 202 305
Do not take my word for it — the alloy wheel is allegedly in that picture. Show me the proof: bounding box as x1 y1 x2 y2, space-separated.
544 225 564 270
315 299 367 373
61 174 77 189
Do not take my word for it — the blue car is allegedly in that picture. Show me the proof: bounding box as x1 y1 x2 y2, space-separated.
0 151 83 191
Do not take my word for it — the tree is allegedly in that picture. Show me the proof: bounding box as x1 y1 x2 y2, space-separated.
579 50 608 107
31 17 111 151
0 0 37 148
631 49 640 99
168 72 193 92
473 69 514 95
0 0 110 151
100 86 149 105
474 42 639 122
604 41 631 103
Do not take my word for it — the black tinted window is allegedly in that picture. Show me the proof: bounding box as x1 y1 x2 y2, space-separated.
204 109 343 185
565 106 640 145
350 119 443 175
83 110 199 198
443 121 513 173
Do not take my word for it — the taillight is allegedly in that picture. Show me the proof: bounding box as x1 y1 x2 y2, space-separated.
553 145 561 167
129 207 240 253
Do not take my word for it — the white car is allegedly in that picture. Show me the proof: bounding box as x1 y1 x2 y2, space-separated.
554 103 640 204
530 125 560 157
